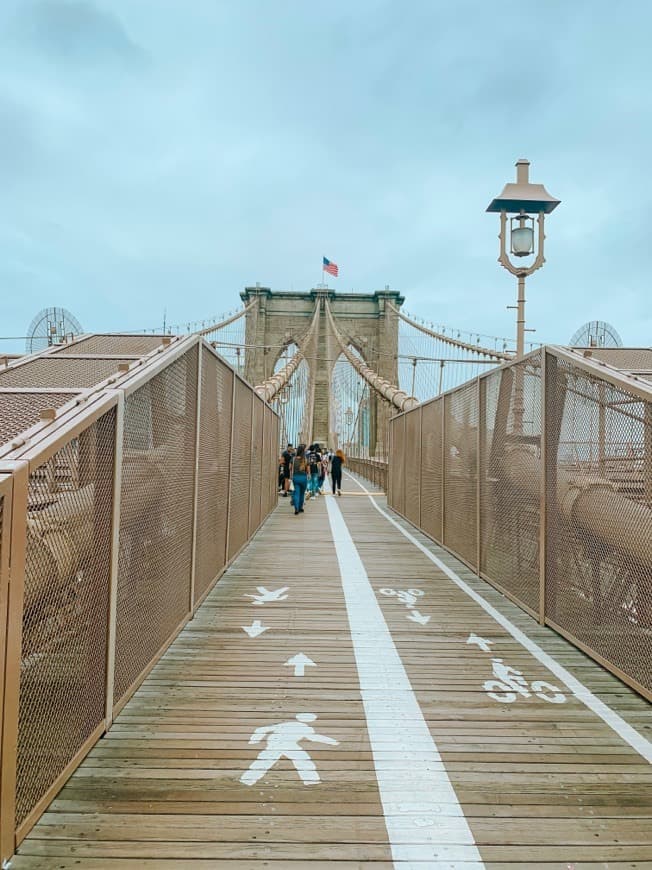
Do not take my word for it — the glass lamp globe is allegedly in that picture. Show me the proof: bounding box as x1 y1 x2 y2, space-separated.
511 225 534 257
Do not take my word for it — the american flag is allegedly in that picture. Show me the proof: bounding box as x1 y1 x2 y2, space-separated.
323 257 339 277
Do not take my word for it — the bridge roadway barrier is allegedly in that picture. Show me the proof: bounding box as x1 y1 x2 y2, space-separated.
388 345 652 703
0 333 279 861
344 456 388 493
4 483 651 866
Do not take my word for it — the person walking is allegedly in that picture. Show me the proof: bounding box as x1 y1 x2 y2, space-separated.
291 444 308 515
331 448 345 496
281 443 294 497
307 444 322 498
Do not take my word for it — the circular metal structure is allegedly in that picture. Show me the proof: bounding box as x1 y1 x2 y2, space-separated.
26 307 83 354
569 320 623 349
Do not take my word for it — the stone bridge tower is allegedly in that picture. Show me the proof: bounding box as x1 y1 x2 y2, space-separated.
240 285 404 453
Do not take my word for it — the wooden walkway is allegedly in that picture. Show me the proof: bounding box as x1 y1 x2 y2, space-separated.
11 473 652 869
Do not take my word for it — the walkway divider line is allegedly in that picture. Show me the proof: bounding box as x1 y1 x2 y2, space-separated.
325 494 485 869
343 471 652 765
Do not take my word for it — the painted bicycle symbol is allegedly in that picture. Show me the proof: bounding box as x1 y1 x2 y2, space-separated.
483 658 566 704
379 588 423 609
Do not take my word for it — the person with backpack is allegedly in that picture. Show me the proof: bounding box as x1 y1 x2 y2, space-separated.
281 443 294 497
291 444 308 515
307 444 322 498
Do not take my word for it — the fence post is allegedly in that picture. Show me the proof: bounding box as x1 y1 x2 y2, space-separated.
476 376 483 573
418 407 423 528
538 349 547 625
0 461 29 863
104 392 125 730
440 398 446 544
247 390 255 537
189 341 203 614
224 373 237 564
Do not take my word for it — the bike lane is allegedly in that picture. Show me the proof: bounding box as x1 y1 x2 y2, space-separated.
335 476 652 868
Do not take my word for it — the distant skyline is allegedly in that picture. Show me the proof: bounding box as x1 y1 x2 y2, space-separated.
0 0 650 353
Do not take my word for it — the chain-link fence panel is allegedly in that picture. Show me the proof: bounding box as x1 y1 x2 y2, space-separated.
53 335 167 356
16 409 116 826
113 346 198 706
389 415 406 515
545 352 652 696
227 380 253 560
404 406 422 527
248 397 264 537
0 358 135 389
193 349 233 605
480 353 542 614
419 398 443 544
0 392 79 450
443 381 478 568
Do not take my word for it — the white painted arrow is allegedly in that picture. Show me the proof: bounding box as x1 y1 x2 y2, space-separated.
407 610 430 625
244 586 289 605
242 620 269 638
285 653 316 677
466 632 493 652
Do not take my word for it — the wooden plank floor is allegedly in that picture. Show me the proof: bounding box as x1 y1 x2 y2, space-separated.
11 473 652 869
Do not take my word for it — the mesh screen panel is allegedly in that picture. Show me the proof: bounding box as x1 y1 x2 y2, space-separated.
480 353 542 612
404 407 422 526
193 349 233 605
419 398 443 542
113 347 198 705
0 392 78 449
443 381 478 568
248 398 264 536
578 348 652 372
54 335 167 356
545 354 652 694
0 358 134 389
16 409 116 825
227 380 252 559
390 415 406 515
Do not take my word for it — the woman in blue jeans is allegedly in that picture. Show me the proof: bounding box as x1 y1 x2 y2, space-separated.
291 444 308 515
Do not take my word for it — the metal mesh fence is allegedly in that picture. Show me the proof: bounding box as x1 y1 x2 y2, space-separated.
53 335 167 356
228 379 253 559
404 407 422 527
0 358 135 389
248 397 264 536
545 353 652 693
420 398 443 543
443 381 478 568
480 353 542 613
16 409 116 826
193 348 233 605
390 414 406 516
387 347 652 698
0 392 79 450
113 347 198 704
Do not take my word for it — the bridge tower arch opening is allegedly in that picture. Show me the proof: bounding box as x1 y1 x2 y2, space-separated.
242 286 403 454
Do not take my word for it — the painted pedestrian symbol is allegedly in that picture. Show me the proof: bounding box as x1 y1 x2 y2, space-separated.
379 588 424 608
242 620 269 637
244 586 289 605
240 713 339 786
483 657 566 704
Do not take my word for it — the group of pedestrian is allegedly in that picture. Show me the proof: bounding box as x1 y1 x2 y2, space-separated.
278 443 345 516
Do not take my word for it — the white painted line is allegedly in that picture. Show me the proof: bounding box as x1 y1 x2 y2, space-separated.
325 494 484 869
344 470 652 765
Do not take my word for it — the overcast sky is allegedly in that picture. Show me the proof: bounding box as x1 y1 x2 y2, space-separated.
0 0 650 352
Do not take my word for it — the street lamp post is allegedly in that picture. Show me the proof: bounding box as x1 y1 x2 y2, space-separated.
487 159 560 359
487 159 560 432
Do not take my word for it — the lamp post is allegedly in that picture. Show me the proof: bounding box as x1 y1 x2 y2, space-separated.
487 159 560 433
487 159 560 360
